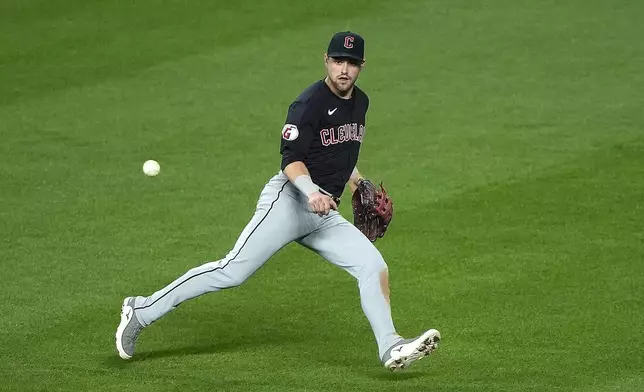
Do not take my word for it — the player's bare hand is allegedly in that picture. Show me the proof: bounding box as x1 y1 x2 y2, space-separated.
309 192 338 216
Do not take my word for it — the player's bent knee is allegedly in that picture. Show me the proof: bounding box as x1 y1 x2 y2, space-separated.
359 256 388 280
372 254 388 273
204 268 253 289
220 273 252 288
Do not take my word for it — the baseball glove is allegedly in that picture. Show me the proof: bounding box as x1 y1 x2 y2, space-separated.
351 179 394 242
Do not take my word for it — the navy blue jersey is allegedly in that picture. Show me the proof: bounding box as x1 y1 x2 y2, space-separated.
280 80 369 198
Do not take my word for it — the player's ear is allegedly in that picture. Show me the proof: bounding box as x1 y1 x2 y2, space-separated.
324 53 329 63
360 59 366 69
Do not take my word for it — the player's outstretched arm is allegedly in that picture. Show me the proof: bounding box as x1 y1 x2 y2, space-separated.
284 161 337 216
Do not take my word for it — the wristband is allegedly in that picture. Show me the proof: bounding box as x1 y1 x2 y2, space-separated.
293 175 320 197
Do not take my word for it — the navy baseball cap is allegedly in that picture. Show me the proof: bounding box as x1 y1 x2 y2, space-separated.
327 31 365 62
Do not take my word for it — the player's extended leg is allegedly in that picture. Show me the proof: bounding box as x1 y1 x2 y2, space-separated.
116 176 304 359
297 212 440 370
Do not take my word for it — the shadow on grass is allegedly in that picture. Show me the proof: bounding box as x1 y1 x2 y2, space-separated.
133 343 236 361
135 331 294 361
368 371 428 381
102 308 312 366
103 330 296 365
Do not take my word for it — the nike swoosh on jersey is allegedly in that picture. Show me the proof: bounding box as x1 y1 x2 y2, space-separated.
328 108 338 115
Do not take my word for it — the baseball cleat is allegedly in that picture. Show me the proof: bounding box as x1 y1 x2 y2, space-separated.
115 297 143 360
381 329 441 371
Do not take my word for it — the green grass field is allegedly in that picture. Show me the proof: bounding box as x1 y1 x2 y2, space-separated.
2 0 644 391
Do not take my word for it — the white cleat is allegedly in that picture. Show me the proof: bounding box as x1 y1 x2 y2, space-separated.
381 329 441 371
115 297 143 360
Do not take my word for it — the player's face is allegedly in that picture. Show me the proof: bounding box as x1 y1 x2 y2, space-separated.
325 55 364 96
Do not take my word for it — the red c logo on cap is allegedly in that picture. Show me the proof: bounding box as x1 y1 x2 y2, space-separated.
344 36 354 49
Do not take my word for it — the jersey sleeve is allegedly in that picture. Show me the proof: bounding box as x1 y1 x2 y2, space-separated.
280 101 317 170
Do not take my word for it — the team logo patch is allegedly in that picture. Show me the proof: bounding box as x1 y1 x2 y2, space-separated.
344 36 354 49
282 124 299 141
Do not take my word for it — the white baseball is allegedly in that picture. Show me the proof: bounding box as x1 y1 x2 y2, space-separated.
142 160 161 177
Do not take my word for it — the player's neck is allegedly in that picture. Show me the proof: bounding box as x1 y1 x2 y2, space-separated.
324 77 353 100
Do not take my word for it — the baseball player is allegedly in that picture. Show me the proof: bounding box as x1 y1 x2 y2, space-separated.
116 31 441 371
